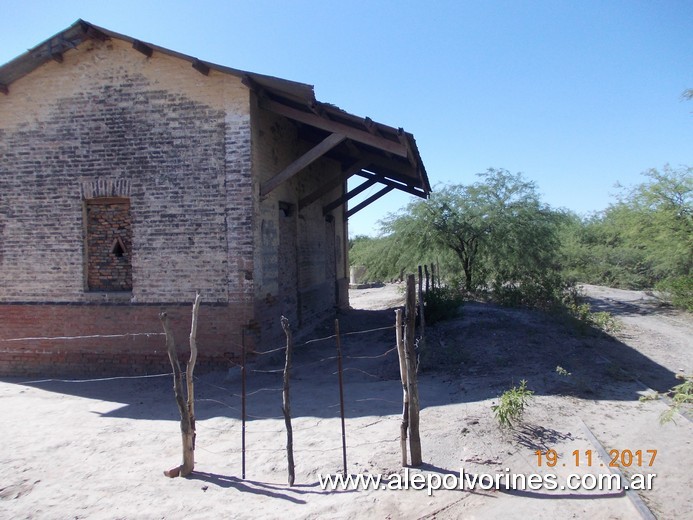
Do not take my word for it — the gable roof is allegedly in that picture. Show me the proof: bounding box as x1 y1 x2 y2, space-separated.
0 20 430 205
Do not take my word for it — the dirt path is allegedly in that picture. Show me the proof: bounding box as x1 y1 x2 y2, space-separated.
581 284 692 377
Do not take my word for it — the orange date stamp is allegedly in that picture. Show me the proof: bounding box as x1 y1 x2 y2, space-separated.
535 449 657 468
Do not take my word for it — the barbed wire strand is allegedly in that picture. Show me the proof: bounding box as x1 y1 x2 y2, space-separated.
0 332 165 342
345 347 397 360
19 372 173 385
334 367 381 379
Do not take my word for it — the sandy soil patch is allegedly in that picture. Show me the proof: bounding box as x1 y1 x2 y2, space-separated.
0 284 690 519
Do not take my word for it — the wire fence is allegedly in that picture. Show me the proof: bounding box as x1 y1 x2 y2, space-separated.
1 316 410 481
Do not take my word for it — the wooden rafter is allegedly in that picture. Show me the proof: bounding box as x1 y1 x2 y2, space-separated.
356 170 426 198
259 98 407 158
299 158 369 210
260 132 347 197
133 39 153 57
80 22 107 41
323 178 377 216
346 186 395 217
357 152 425 192
397 128 420 170
192 59 210 76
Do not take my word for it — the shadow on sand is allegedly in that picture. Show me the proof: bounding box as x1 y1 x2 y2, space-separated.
1 293 680 423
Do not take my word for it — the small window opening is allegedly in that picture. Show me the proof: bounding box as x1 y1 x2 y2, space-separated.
85 197 132 292
111 237 126 257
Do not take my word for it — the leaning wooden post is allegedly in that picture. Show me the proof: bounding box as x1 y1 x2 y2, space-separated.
424 264 430 294
395 308 409 467
335 319 348 476
280 316 295 486
187 292 201 449
405 275 422 466
160 291 201 478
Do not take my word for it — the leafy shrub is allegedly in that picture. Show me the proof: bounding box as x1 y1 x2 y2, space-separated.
492 274 571 311
423 286 465 324
560 287 621 334
656 275 693 312
640 374 693 424
491 380 534 428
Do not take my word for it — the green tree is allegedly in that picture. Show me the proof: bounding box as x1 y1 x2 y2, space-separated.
614 165 692 279
371 169 566 296
559 165 692 308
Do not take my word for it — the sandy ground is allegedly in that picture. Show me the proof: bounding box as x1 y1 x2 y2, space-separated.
0 284 691 519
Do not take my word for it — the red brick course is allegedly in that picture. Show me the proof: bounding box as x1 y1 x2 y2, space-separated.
0 303 251 376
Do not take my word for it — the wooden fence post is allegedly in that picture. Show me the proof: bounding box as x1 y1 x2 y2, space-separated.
280 316 295 486
241 327 247 480
395 308 408 466
161 291 201 478
335 319 348 476
404 275 422 466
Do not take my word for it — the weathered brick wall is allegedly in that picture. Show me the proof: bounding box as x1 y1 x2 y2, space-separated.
0 303 248 377
0 37 255 375
0 37 251 304
250 96 345 345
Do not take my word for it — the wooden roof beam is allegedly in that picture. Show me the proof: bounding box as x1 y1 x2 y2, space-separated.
241 74 268 101
133 39 153 57
397 128 420 171
365 117 392 159
260 132 346 197
260 98 408 158
346 186 395 218
299 158 369 210
80 21 108 42
323 178 378 216
356 170 426 198
192 59 210 76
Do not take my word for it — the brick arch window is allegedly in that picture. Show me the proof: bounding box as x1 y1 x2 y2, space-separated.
84 197 133 292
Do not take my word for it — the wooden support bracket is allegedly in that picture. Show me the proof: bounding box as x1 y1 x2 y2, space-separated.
346 186 394 217
260 132 346 197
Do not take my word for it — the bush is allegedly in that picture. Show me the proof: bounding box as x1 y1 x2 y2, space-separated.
491 380 534 428
423 286 465 324
656 275 693 312
492 273 571 311
640 374 693 424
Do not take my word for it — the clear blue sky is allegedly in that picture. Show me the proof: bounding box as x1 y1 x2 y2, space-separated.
2 0 691 236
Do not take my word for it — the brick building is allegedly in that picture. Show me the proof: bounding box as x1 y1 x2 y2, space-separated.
0 20 430 376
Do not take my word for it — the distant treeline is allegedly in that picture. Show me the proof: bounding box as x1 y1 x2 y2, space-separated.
349 165 692 311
